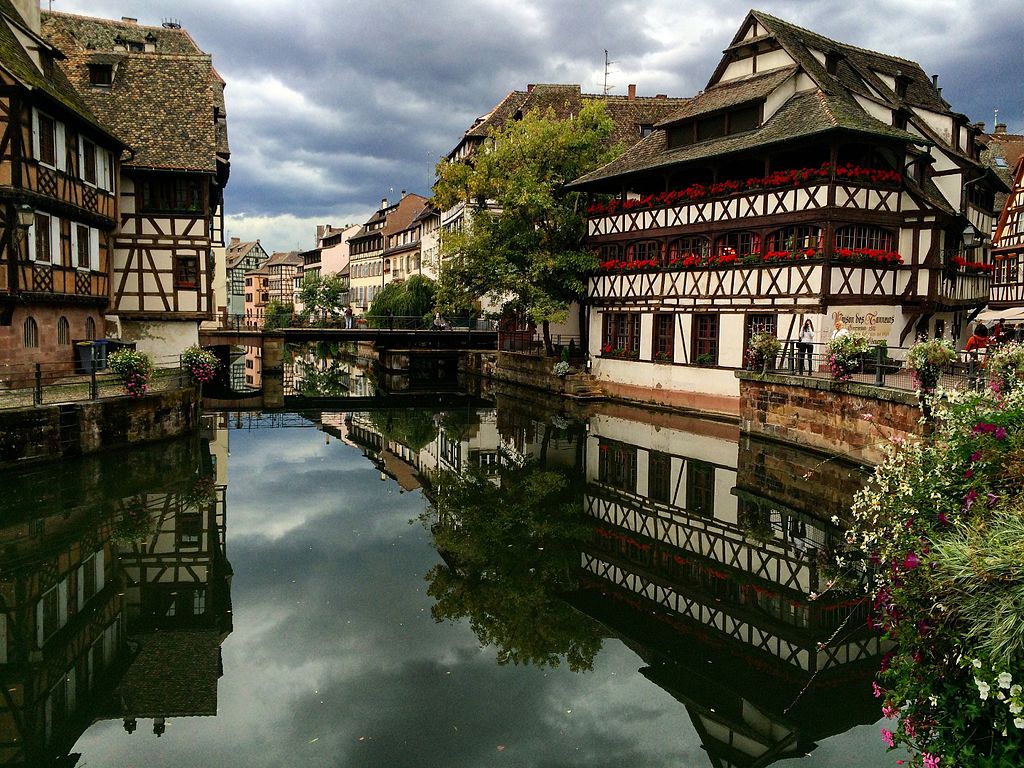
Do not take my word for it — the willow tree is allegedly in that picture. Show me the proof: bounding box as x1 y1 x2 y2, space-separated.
432 100 621 351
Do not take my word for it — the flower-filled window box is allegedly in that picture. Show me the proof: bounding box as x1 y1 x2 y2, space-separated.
950 256 994 274
833 248 904 266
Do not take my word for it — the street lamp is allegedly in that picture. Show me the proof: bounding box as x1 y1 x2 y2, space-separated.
962 223 982 249
15 203 34 229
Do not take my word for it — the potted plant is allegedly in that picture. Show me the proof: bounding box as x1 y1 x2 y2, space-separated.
746 332 781 374
108 348 154 398
180 345 219 386
906 338 956 393
826 332 871 381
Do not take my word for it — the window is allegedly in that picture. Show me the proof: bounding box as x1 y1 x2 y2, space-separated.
88 63 113 86
648 451 672 503
653 313 674 361
57 316 70 345
75 224 91 268
178 514 202 548
36 111 57 166
80 138 97 185
834 225 895 252
598 439 637 492
23 316 38 348
697 112 727 142
715 231 761 258
602 312 640 357
765 226 821 254
174 256 199 288
692 314 719 366
139 176 203 213
667 236 709 262
639 124 654 138
85 317 96 340
626 240 661 265
31 213 55 263
686 460 716 516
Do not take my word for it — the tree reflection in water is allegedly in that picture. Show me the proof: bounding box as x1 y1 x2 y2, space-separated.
423 462 603 672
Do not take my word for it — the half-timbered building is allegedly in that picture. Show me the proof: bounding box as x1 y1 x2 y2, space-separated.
990 134 1024 311
569 11 1004 407
348 192 427 312
42 11 230 357
225 237 268 321
0 0 125 369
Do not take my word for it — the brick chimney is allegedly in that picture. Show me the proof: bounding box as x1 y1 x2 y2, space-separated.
229 236 240 247
121 16 138 23
627 84 636 101
995 123 1007 134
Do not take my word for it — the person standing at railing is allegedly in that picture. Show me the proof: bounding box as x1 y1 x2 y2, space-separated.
344 306 353 329
798 319 814 375
965 323 990 389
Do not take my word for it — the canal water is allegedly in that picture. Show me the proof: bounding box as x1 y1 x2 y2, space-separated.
1 377 897 767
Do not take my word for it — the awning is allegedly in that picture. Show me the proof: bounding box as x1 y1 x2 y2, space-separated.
975 307 1024 324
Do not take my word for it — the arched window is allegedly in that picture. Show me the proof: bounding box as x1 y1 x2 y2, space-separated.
715 231 760 258
765 226 821 254
625 240 661 265
23 316 38 348
85 316 97 340
57 316 70 345
834 225 895 252
667 236 710 263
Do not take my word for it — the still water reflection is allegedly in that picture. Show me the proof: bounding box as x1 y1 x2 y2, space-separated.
0 389 895 767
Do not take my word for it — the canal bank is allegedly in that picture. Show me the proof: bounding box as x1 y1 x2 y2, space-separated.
0 386 199 468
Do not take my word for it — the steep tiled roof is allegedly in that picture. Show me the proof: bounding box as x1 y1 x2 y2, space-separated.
983 130 1024 210
225 240 264 270
265 250 303 268
116 630 222 718
450 83 690 157
0 1 121 144
570 90 920 188
41 11 221 172
657 67 796 127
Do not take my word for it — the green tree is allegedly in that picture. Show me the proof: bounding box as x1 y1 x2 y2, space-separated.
298 273 349 326
367 274 437 328
432 99 621 352
423 462 602 671
262 300 293 330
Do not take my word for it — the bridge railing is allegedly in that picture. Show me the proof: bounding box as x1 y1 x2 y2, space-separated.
205 314 499 332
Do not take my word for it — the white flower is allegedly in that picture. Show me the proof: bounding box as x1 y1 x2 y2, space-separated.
977 679 991 700
1016 717 1024 730
1011 684 1022 697
973 659 983 669
929 695 939 706
1010 702 1023 715
999 672 1013 689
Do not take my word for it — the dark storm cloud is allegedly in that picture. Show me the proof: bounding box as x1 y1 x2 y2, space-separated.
54 1 1024 252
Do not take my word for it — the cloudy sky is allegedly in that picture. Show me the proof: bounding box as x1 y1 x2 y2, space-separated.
50 0 1024 254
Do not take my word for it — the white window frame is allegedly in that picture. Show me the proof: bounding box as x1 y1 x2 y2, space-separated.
36 579 68 648
27 212 60 264
70 224 100 271
78 135 98 187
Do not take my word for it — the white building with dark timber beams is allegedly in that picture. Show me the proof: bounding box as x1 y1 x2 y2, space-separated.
568 10 1005 412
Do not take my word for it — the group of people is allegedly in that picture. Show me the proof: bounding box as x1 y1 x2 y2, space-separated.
794 318 847 375
964 318 1021 360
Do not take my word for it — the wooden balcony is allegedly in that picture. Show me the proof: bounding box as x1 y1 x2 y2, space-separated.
588 179 903 237
9 262 109 302
934 272 991 306
989 278 1024 309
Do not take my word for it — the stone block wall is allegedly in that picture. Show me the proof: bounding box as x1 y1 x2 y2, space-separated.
0 387 196 468
737 371 926 465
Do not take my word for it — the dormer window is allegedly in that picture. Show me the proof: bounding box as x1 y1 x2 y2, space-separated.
667 103 761 149
825 51 842 75
639 124 654 138
88 63 113 86
893 109 909 131
894 74 911 100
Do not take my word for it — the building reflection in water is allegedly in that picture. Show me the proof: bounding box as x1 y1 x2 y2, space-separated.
372 395 885 768
0 417 232 766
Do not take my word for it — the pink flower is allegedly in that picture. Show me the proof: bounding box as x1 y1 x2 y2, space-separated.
882 702 897 719
872 681 884 698
922 753 940 768
902 551 920 570
880 728 894 748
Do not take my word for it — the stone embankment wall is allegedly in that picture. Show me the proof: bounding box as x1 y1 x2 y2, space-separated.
736 371 926 465
0 388 197 468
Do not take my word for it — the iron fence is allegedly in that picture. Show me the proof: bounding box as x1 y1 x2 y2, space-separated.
0 353 189 411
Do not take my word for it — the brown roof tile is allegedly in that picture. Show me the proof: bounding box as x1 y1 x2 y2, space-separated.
42 11 221 172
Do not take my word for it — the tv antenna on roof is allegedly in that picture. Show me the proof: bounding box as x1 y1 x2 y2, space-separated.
603 49 617 96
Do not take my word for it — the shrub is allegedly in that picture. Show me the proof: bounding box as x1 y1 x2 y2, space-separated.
843 384 1024 766
906 338 956 393
180 345 218 385
108 349 154 398
552 361 570 377
987 342 1024 394
746 332 781 373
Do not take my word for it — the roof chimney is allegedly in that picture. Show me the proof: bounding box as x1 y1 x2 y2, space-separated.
931 74 939 89
229 236 240 246
381 197 389 210
995 123 1007 135
121 16 138 24
973 121 986 132
655 94 667 100
527 84 535 93
401 189 407 198
627 84 636 101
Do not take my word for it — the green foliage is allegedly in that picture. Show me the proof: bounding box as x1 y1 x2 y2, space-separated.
987 342 1024 394
844 384 1024 765
298 273 349 325
423 463 602 671
108 348 154 397
368 275 437 328
263 301 294 330
906 338 957 392
746 332 781 373
367 409 438 452
826 332 871 380
432 100 621 324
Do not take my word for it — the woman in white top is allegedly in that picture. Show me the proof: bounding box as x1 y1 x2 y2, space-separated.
798 319 814 374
